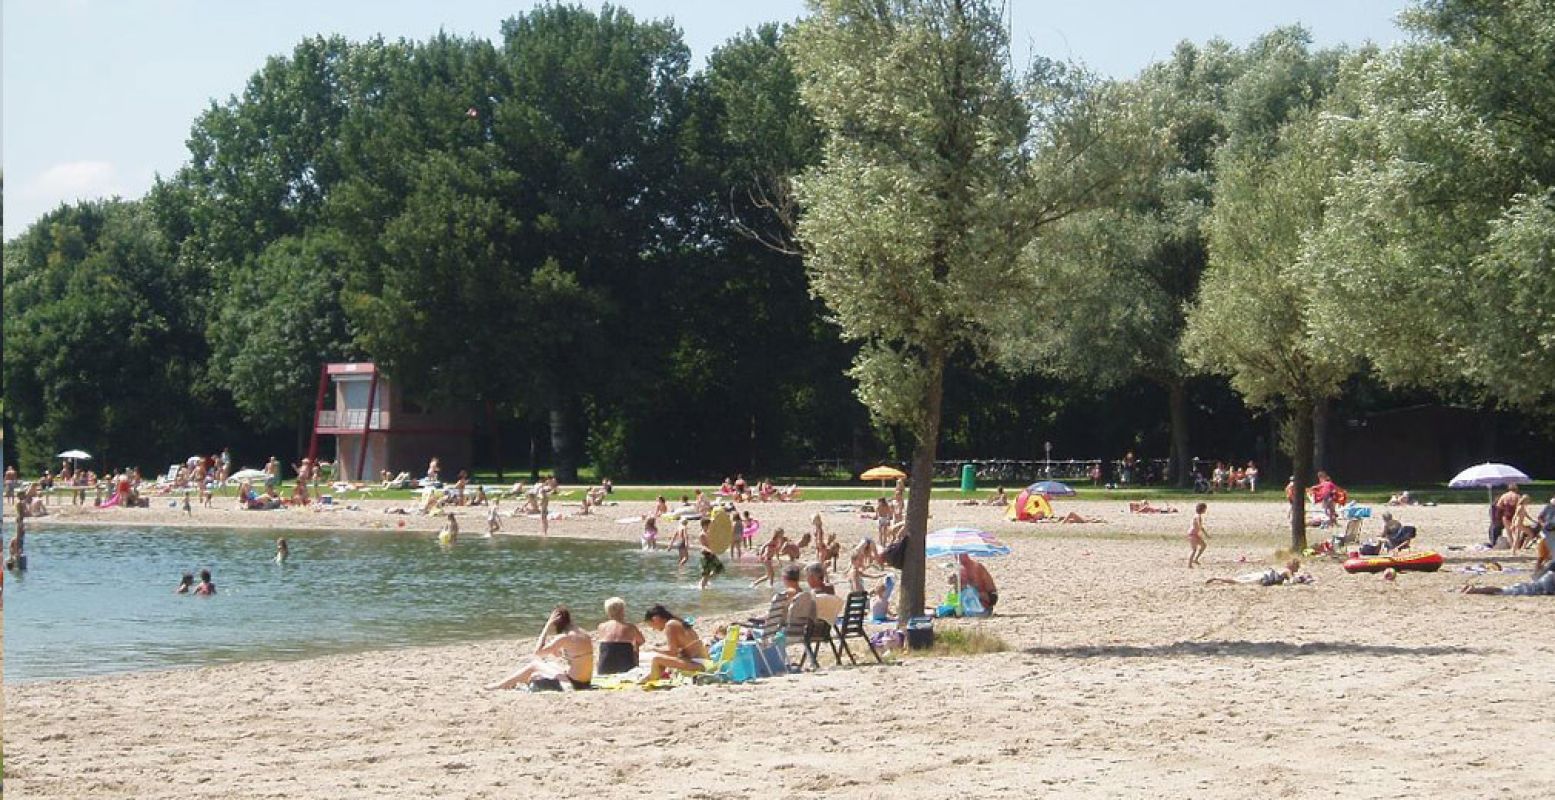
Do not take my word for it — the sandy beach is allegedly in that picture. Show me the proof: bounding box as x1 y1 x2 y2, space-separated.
6 496 1553 798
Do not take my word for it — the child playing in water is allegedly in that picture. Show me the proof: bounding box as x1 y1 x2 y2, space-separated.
697 518 724 590
641 515 659 550
1187 502 1209 567
670 521 689 566
439 511 459 544
751 526 786 587
193 569 216 596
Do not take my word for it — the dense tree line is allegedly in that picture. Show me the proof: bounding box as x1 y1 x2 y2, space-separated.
4 0 1551 536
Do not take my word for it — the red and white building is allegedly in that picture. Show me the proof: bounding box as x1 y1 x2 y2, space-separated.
310 363 473 482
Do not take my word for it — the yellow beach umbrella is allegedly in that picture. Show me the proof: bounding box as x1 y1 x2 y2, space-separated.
860 465 907 483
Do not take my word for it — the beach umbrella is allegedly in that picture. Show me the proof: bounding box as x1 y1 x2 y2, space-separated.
56 449 92 460
925 526 1012 559
1449 462 1531 502
860 465 907 484
1025 480 1075 497
228 468 268 482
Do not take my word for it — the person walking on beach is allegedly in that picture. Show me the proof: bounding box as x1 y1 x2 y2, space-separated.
538 483 550 537
1187 502 1209 568
182 490 193 516
697 518 724 589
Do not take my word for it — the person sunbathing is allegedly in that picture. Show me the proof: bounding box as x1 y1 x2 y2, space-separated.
1461 563 1554 596
1129 500 1178 514
487 607 594 691
642 605 709 682
1205 558 1308 586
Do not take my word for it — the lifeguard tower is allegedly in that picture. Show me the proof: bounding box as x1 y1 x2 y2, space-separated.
310 363 473 482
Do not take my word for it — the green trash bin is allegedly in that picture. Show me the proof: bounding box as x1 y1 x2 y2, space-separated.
960 463 976 493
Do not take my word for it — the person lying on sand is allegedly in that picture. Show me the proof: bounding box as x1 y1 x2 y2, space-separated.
957 487 1008 507
1460 567 1554 596
1129 500 1178 514
487 606 594 691
1205 558 1308 586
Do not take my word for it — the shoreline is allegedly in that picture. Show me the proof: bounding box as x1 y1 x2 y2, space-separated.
8 499 1553 798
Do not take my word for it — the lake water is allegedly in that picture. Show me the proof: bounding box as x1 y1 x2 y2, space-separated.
3 526 768 682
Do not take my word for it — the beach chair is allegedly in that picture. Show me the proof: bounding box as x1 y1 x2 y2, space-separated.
746 593 793 676
695 625 744 685
803 594 846 669
833 591 883 665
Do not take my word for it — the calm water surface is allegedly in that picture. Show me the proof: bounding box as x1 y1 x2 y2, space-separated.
4 526 767 682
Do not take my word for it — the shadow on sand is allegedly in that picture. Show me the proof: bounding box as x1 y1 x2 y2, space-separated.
1023 640 1487 659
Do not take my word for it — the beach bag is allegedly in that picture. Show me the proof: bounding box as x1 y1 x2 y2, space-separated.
883 536 909 570
959 587 986 617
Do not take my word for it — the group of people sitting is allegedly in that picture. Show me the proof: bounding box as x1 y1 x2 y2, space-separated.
716 475 802 503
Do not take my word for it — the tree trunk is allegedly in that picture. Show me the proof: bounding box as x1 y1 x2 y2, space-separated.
899 350 947 623
549 404 578 483
1312 397 1330 474
1288 400 1314 553
1166 379 1191 488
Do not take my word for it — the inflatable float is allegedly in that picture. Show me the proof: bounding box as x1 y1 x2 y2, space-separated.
1342 550 1444 574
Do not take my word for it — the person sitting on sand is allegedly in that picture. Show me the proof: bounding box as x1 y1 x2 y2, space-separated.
487 606 594 691
193 569 216 596
175 572 194 594
1205 558 1307 586
595 597 646 675
653 495 669 517
957 554 998 614
642 605 709 682
869 581 894 623
1387 490 1417 506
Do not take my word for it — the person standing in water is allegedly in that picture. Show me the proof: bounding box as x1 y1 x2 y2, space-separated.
193 569 216 596
438 511 459 545
487 499 501 536
697 518 724 589
175 573 195 593
274 538 289 564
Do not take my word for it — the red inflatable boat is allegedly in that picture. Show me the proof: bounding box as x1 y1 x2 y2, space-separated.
1342 550 1444 574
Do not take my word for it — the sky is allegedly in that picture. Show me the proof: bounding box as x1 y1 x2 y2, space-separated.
2 0 1410 237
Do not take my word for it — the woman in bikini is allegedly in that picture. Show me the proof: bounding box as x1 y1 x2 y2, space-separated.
642 605 709 682
487 606 595 691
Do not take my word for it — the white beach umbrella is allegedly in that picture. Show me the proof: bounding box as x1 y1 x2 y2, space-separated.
1449 462 1532 502
56 449 92 460
228 468 269 482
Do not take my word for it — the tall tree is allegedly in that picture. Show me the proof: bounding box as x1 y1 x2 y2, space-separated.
789 0 1149 616
1183 31 1357 551
1303 0 1555 409
1021 40 1245 486
3 201 210 470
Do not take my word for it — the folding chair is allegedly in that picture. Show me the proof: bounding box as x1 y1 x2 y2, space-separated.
833 591 883 665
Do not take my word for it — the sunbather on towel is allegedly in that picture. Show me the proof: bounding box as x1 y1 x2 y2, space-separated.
1205 558 1307 586
1461 559 1554 595
487 606 594 691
